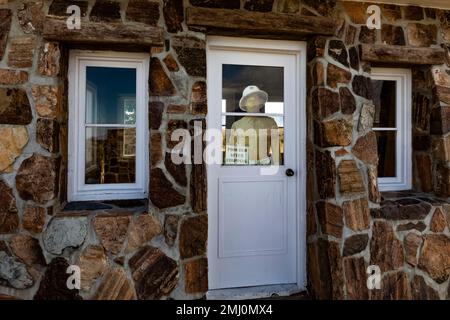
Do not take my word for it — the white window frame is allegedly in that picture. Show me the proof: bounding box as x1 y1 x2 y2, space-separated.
371 68 412 192
68 51 149 202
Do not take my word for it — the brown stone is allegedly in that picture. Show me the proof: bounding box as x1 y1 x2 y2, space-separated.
345 24 357 45
413 93 431 132
308 37 327 60
403 6 424 20
149 101 164 130
312 87 340 119
415 154 432 193
150 168 186 209
172 36 206 77
48 0 88 17
243 0 274 12
334 148 348 157
166 119 188 149
404 232 422 266
37 118 59 153
7 37 36 68
343 198 370 231
150 58 176 96
407 23 437 46
319 239 344 299
129 246 178 299
77 245 108 291
343 257 369 299
341 1 367 24
0 9 12 61
164 0 184 33
338 160 365 196
352 75 373 100
370 220 404 272
368 167 381 203
302 0 336 16
359 26 376 44
312 61 324 86
190 0 240 9
93 214 132 255
430 106 450 135
17 2 44 34
126 0 160 25
276 0 299 13
353 132 378 166
381 25 406 46
315 150 336 199
164 214 180 246
31 85 59 118
327 63 351 88
414 134 431 152
371 271 411 300
348 46 359 71
167 104 187 114
9 234 45 267
425 8 437 19
0 88 32 125
435 164 450 197
0 126 29 173
22 206 46 234
179 215 207 259
0 181 19 234
418 234 450 283
431 208 447 233
397 222 427 232
93 267 136 300
34 257 82 300
15 154 59 204
343 234 369 257
315 118 352 147
126 214 162 253
90 0 121 22
165 153 187 187
191 163 207 213
316 202 343 238
191 81 207 115
0 69 28 85
150 133 163 166
38 42 60 77
371 198 432 220
381 4 402 22
328 40 348 67
411 275 439 300
163 53 179 72
184 257 208 293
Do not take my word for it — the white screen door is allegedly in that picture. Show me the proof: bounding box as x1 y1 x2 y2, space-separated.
207 37 307 291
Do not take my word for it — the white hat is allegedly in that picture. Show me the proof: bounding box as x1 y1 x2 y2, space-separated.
239 85 268 112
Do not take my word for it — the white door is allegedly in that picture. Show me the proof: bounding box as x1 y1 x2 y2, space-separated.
207 37 307 290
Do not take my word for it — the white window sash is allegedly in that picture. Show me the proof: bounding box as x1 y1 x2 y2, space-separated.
371 67 412 192
68 51 149 202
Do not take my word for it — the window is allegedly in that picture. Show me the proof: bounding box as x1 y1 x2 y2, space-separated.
371 68 412 191
68 51 149 201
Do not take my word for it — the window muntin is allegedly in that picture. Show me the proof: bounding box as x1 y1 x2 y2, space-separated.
371 68 412 191
68 52 149 202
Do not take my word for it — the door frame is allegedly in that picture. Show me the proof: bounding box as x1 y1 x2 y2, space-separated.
206 36 308 295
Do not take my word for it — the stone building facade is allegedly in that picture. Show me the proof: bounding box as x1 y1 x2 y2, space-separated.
0 0 449 300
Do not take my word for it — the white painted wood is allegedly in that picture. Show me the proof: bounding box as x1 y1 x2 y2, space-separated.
371 68 412 192
206 37 307 291
68 51 149 202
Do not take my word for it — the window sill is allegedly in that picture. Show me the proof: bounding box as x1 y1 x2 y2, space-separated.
59 199 147 215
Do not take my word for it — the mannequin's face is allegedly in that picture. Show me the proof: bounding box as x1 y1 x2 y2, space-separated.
246 95 264 113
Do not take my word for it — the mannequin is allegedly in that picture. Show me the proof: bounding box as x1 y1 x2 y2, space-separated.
227 86 280 165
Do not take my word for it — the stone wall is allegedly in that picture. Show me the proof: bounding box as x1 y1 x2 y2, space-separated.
0 0 449 300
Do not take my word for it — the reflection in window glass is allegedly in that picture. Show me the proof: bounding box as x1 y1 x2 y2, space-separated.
372 80 396 128
376 131 396 178
222 64 284 166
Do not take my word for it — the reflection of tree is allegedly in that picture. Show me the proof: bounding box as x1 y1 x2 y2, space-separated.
124 99 136 125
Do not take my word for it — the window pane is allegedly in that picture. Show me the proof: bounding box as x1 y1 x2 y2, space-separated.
376 131 396 177
371 80 396 128
85 127 136 184
222 64 284 165
86 67 136 125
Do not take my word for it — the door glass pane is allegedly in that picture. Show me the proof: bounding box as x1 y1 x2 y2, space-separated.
372 80 396 128
376 131 396 177
222 64 284 165
85 127 136 184
86 67 136 125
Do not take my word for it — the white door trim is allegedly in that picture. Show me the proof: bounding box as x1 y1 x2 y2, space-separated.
206 36 307 296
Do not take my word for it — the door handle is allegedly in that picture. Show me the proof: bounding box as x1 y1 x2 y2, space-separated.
285 169 295 177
